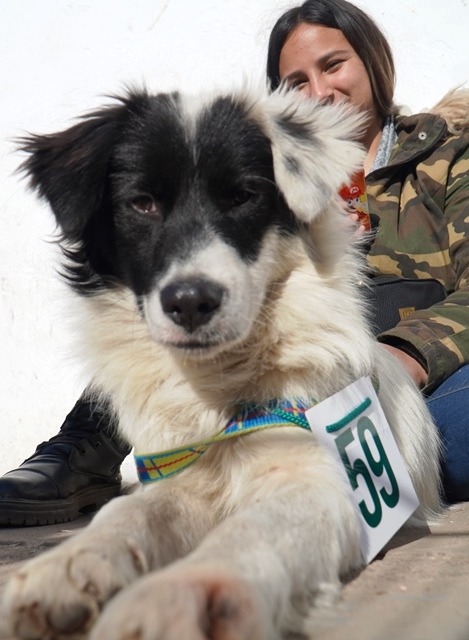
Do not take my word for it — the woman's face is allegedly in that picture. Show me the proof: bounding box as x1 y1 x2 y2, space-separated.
279 23 377 120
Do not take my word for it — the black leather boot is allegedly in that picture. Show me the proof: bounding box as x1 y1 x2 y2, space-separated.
0 395 131 526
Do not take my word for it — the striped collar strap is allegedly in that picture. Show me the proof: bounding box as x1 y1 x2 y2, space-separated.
134 374 379 484
134 399 313 484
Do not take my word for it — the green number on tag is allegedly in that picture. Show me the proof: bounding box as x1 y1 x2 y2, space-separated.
357 417 399 509
335 419 399 528
335 427 382 528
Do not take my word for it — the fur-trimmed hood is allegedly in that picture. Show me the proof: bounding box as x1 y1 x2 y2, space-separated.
430 87 469 134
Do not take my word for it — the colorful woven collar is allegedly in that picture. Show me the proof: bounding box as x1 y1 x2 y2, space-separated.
134 373 380 484
134 399 313 484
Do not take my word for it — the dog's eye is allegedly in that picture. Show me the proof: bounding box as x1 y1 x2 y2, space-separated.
229 189 252 208
131 194 158 215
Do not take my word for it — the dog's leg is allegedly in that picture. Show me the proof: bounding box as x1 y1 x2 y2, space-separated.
2 486 215 640
87 463 362 640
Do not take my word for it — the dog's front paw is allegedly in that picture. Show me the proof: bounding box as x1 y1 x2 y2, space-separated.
2 536 146 640
89 564 277 640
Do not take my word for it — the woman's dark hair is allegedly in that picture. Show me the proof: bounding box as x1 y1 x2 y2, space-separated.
266 0 395 117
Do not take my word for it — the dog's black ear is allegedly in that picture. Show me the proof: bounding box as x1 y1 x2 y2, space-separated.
259 90 366 222
18 96 141 240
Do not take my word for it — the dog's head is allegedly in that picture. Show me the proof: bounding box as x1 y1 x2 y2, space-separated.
19 86 365 358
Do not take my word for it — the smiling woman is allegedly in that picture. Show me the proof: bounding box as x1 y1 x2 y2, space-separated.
267 0 395 114
278 23 382 173
267 0 395 174
267 0 469 502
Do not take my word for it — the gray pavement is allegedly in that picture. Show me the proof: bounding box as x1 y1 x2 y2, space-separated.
1 504 469 639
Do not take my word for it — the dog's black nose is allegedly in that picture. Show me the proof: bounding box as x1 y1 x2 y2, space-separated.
160 279 224 332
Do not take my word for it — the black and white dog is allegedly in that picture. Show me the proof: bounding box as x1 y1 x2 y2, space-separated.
3 87 441 640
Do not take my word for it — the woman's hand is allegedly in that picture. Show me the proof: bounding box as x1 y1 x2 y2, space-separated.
379 343 428 388
339 200 367 234
347 211 366 234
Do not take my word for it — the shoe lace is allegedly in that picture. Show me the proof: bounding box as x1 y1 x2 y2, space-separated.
35 401 110 455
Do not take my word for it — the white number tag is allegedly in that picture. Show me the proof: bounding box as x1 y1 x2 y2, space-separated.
305 376 419 563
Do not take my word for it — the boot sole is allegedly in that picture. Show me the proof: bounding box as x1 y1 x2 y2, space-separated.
0 484 122 527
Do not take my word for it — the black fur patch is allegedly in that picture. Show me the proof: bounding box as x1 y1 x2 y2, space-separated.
283 155 301 175
19 90 297 297
275 112 313 141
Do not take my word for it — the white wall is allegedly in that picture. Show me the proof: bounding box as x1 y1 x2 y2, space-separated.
1 0 468 479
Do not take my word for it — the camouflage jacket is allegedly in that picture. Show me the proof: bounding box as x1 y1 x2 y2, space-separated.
366 93 469 393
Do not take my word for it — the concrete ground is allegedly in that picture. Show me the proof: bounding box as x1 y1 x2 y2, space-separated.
1 502 469 640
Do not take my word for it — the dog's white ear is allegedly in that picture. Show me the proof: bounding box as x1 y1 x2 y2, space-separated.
260 90 366 222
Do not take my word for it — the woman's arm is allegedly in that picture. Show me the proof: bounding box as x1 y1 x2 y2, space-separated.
378 138 469 393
